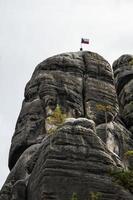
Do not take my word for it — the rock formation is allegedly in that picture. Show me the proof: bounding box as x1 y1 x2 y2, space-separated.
0 51 133 200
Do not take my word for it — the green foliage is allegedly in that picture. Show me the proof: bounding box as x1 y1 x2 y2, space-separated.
71 192 78 200
47 104 67 125
70 192 102 200
90 192 102 200
46 104 67 134
110 169 133 193
124 150 133 158
96 104 112 112
123 150 133 170
47 126 57 134
129 59 133 65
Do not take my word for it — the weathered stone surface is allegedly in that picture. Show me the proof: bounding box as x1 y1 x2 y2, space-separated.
83 52 118 124
27 119 132 200
113 55 133 133
96 119 133 160
0 144 41 200
85 77 118 124
113 54 133 95
9 51 118 170
9 99 45 170
1 51 133 200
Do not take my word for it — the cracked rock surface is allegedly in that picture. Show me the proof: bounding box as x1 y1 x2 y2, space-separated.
0 51 133 200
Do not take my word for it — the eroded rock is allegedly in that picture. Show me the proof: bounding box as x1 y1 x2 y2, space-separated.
113 55 133 133
1 51 133 200
27 119 130 200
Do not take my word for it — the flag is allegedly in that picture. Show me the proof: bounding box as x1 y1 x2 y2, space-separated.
81 38 89 44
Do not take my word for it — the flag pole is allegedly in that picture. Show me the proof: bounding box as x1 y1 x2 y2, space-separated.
80 39 83 51
80 38 89 51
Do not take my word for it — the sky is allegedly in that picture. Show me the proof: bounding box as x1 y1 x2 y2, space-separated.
0 0 133 188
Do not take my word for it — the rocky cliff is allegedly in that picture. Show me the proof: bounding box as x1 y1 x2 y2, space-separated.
0 51 133 200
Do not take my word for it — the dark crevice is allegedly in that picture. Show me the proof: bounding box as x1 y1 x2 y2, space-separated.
9 144 32 170
82 52 87 118
116 74 133 95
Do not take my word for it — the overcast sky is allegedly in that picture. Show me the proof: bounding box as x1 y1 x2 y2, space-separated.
0 0 133 188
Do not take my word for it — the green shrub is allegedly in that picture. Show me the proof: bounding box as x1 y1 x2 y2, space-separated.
47 104 67 126
123 150 133 170
90 192 102 200
46 104 67 134
96 104 112 112
47 126 57 134
129 59 133 65
71 192 78 200
110 169 133 193
124 150 133 158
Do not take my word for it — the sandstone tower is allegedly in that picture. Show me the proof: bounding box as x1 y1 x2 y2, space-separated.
0 51 133 200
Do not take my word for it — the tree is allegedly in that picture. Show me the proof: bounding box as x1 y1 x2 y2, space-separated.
96 104 112 137
71 192 78 200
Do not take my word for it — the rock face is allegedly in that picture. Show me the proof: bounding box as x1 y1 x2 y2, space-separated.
0 51 133 200
113 55 133 133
